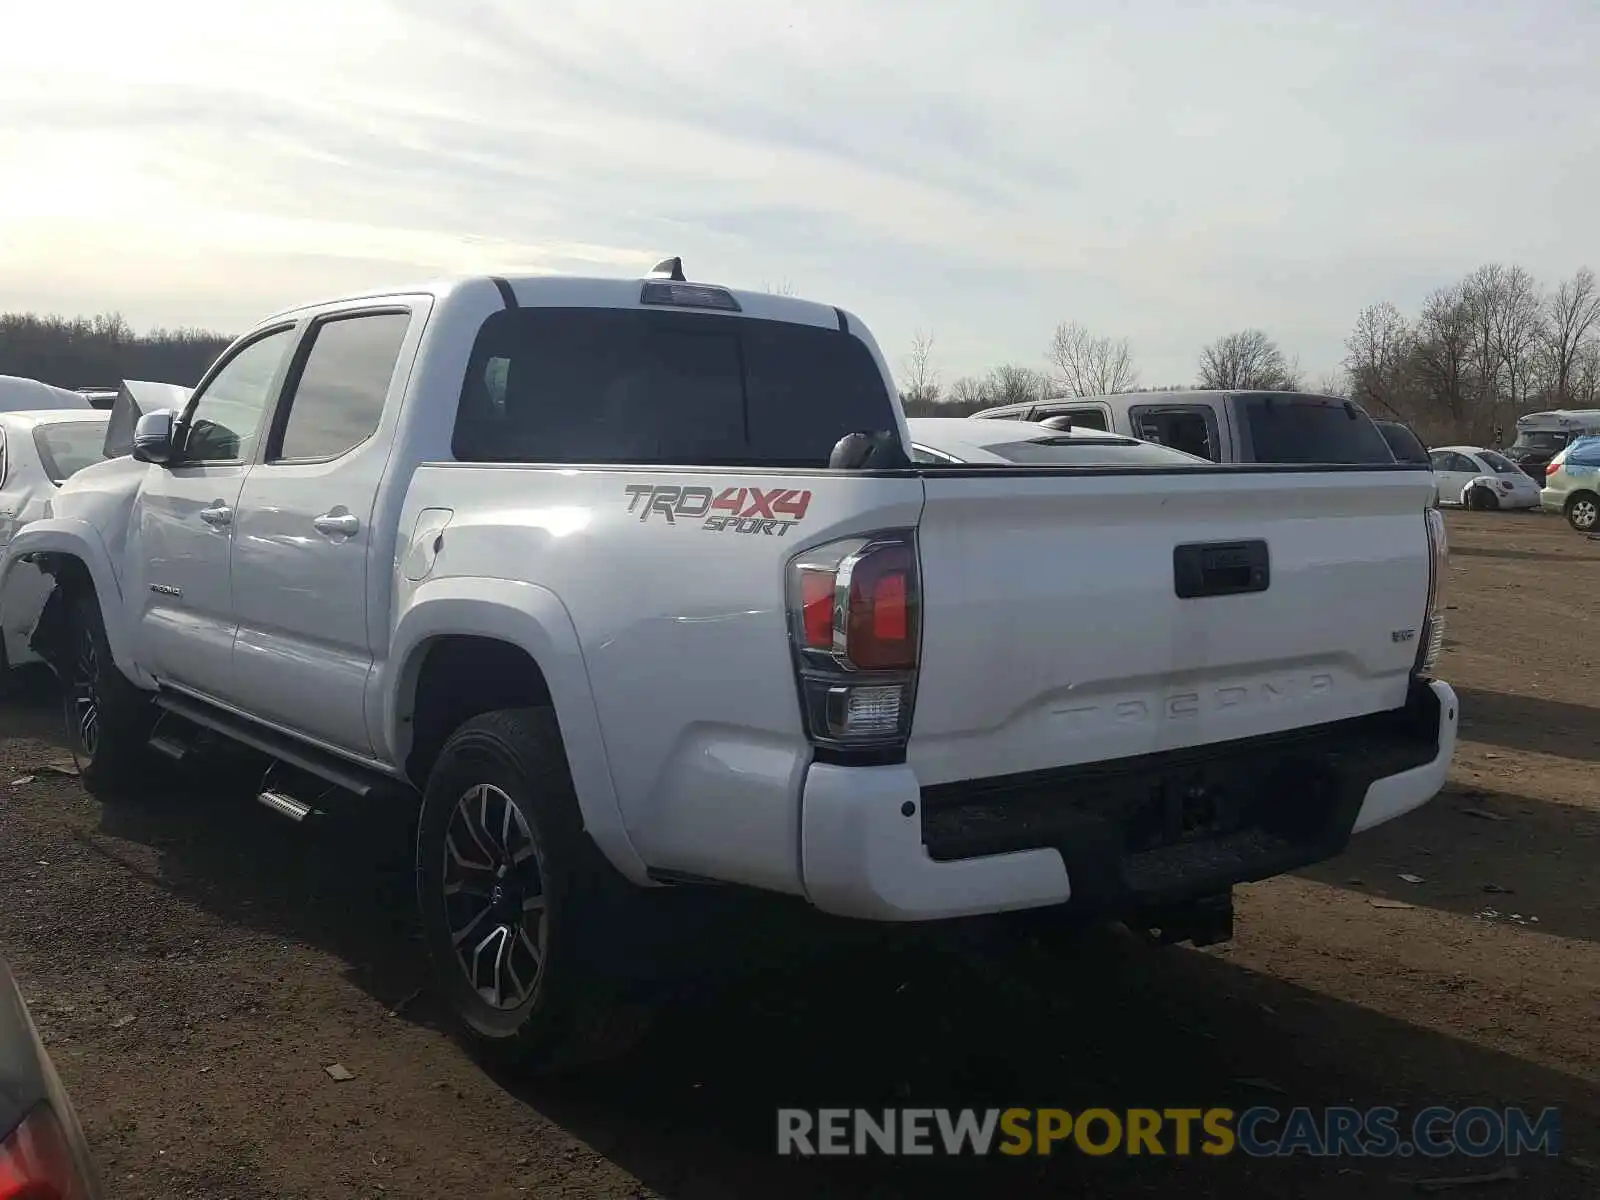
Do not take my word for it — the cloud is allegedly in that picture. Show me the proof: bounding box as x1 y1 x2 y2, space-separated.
1 0 1597 383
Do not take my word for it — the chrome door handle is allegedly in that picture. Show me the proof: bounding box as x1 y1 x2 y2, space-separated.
199 504 233 527
313 512 360 537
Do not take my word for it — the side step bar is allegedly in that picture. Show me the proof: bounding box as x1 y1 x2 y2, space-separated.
152 689 400 800
257 789 315 823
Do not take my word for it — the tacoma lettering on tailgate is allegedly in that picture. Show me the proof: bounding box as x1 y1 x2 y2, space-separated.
624 484 812 536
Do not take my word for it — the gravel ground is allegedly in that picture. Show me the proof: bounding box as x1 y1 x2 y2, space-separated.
0 508 1596 1198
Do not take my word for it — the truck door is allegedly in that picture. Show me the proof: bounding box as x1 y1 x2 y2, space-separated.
227 306 420 756
135 326 297 698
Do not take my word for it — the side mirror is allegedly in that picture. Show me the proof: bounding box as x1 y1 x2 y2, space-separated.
828 430 911 470
131 409 177 465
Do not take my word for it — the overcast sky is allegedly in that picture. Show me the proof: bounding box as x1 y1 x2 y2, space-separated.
2 0 1595 387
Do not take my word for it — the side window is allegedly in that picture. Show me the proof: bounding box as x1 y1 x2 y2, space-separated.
1447 452 1480 473
181 328 295 464
270 312 410 462
1566 439 1600 468
1131 406 1218 461
1428 451 1450 472
1036 406 1110 432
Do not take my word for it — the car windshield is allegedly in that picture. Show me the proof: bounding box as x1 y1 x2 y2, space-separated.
32 421 108 483
980 436 1206 466
1478 450 1522 475
1510 431 1569 453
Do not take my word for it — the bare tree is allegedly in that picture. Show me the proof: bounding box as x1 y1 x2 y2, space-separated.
1411 284 1477 440
1543 267 1600 406
1342 302 1413 418
1315 369 1349 398
984 364 1050 407
946 376 988 407
1196 329 1301 390
1462 263 1544 430
1045 321 1138 396
899 330 940 409
1574 342 1600 407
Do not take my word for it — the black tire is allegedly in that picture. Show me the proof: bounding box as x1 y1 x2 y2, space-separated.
415 707 650 1072
1466 486 1499 511
1565 492 1599 533
62 590 157 797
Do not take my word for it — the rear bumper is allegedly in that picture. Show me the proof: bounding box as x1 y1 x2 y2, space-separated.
799 678 1457 922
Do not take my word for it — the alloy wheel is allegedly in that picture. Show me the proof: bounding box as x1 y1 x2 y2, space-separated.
68 623 100 761
1573 499 1598 531
442 783 549 1009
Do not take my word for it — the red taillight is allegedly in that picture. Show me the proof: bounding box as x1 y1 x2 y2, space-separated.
799 570 835 649
0 1106 87 1200
845 543 917 671
1547 461 1561 476
787 532 921 752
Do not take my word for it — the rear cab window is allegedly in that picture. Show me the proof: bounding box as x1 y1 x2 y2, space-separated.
1232 393 1394 464
452 308 897 467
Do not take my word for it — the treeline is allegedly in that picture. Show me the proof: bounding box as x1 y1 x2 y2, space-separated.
898 262 1600 446
1342 265 1600 445
0 313 232 389
897 322 1313 419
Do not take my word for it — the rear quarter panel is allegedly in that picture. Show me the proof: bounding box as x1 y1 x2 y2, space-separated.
391 464 925 894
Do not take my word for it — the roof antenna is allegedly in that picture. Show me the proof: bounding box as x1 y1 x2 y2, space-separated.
650 256 686 282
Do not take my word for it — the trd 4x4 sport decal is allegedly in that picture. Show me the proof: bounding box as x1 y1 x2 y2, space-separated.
624 484 813 536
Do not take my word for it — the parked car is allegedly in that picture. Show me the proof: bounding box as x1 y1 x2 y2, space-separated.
907 417 1207 466
1503 408 1600 480
0 377 93 414
0 411 112 673
1539 436 1600 532
1427 445 1540 511
1372 420 1429 465
0 959 102 1197
970 389 1396 465
1 264 1456 1072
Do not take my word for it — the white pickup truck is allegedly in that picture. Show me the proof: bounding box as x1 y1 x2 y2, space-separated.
0 263 1458 1067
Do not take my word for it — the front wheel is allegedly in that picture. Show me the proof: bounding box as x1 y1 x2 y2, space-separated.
62 591 157 797
1566 493 1599 533
415 708 651 1072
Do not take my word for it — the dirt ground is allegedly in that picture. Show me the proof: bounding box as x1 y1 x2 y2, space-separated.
1 509 1596 1198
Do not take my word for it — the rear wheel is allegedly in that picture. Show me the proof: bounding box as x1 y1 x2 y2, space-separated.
62 591 158 797
1565 493 1599 532
415 708 651 1072
1466 486 1499 511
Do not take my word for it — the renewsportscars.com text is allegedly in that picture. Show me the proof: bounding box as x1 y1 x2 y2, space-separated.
776 1106 1561 1159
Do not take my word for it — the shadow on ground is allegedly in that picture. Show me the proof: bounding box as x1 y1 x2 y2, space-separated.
1453 687 1600 762
1298 781 1600 944
4 686 1596 1198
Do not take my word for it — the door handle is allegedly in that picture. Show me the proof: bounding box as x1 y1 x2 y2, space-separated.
313 512 360 538
199 504 233 527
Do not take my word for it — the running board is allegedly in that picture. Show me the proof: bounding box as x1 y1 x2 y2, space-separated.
257 789 316 823
152 690 398 800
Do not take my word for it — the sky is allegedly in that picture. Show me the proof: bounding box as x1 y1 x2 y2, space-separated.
1 0 1597 389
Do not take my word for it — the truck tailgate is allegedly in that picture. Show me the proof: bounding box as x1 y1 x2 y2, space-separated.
909 467 1436 786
